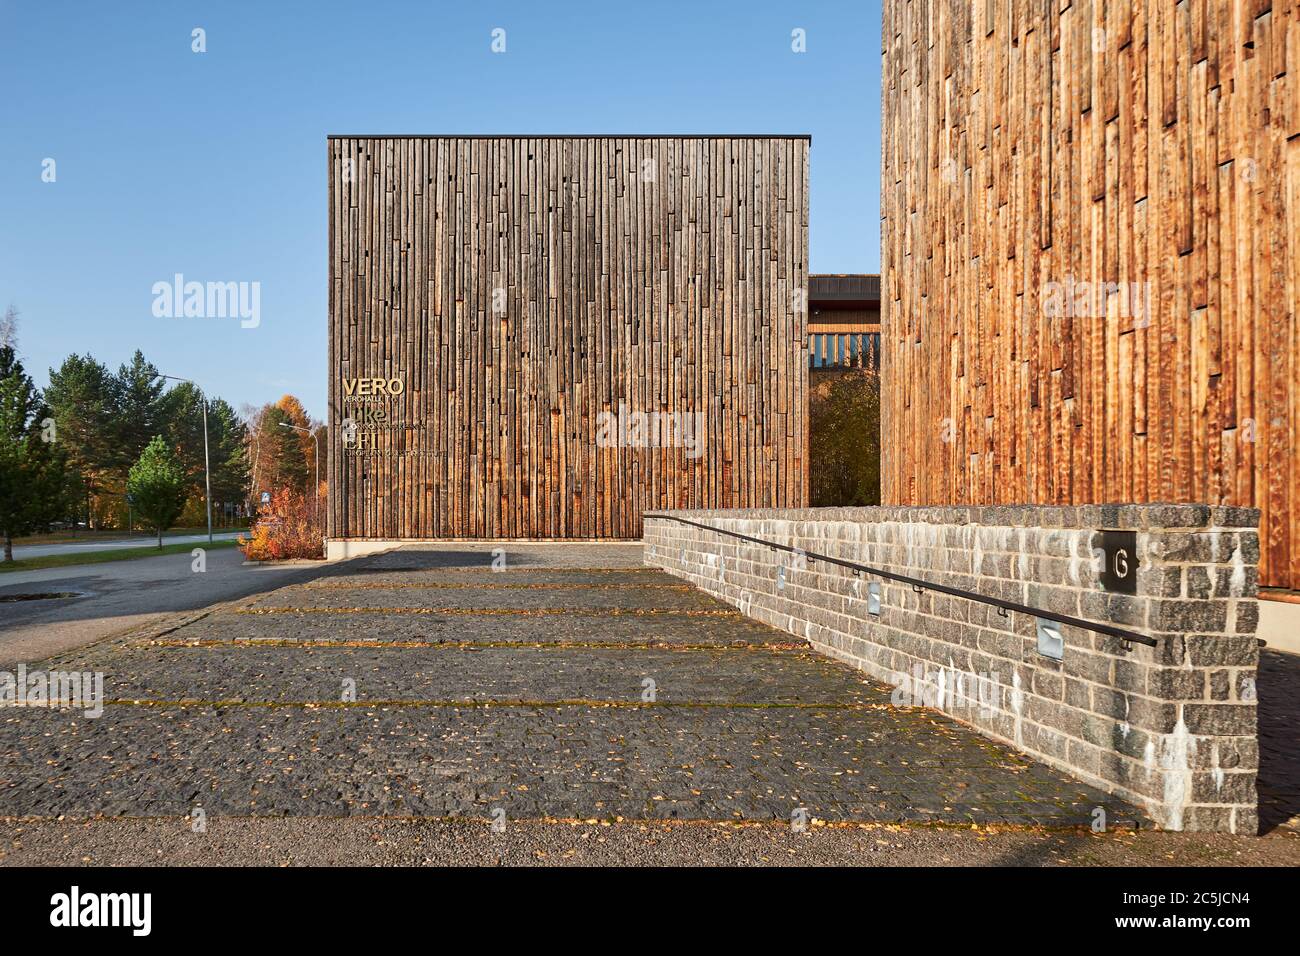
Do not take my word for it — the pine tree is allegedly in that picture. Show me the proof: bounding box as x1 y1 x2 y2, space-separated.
157 380 252 524
160 380 207 491
207 398 250 505
45 353 116 527
0 345 72 560
113 350 165 473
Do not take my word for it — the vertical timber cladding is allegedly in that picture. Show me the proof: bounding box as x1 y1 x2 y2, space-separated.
881 1 1300 589
328 135 810 541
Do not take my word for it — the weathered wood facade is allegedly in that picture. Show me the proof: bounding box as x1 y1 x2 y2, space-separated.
882 1 1300 589
328 135 809 541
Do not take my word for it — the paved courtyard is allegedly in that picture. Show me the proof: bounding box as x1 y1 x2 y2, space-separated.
0 544 1135 824
1 543 1296 865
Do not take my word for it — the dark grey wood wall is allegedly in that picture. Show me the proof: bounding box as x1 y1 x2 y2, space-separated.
328 135 809 540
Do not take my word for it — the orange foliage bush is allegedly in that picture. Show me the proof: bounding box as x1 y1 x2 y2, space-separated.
238 487 324 560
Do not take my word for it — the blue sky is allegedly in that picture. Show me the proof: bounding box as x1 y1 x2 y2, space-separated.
1 0 880 417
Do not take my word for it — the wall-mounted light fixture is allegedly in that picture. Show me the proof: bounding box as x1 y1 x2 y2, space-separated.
1036 618 1064 660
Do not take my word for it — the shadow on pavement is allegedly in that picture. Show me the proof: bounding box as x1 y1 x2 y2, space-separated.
318 550 516 575
1258 648 1300 834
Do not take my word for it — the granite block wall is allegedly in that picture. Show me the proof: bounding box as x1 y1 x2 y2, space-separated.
645 506 1259 833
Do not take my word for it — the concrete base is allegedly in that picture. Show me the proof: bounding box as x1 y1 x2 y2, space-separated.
324 539 638 561
325 540 400 561
1260 598 1300 656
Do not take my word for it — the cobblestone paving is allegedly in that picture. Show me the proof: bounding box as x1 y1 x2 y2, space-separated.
244 585 726 611
307 567 684 588
151 609 795 646
60 645 881 704
0 543 1143 828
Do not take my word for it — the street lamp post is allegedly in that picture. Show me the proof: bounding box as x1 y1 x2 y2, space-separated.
279 422 321 523
162 374 213 546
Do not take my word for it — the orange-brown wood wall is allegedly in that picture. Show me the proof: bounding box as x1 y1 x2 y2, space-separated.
882 0 1300 589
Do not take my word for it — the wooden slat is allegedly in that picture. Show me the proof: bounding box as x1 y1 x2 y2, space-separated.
882 0 1300 590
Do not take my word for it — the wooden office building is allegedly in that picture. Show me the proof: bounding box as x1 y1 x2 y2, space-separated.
809 273 882 370
327 135 809 547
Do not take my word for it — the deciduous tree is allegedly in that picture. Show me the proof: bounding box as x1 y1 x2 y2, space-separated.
126 435 188 548
809 369 881 508
275 394 319 486
247 399 310 499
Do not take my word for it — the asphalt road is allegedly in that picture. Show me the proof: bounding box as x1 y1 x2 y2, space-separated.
0 546 330 667
8 531 245 560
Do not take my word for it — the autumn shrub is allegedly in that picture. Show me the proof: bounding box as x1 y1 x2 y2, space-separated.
238 487 323 560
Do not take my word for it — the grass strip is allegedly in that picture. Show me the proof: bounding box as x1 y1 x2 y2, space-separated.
0 538 240 574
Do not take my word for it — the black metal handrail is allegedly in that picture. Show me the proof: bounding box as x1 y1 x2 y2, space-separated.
643 513 1158 648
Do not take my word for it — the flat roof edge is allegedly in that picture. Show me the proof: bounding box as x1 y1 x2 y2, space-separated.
327 133 813 141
